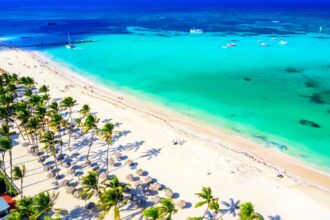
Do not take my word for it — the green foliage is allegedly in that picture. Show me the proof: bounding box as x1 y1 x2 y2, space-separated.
239 202 263 220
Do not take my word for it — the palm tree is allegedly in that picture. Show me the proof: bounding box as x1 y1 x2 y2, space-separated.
79 104 90 119
48 101 59 115
0 136 13 184
49 113 64 155
98 187 127 220
99 122 115 174
40 131 59 175
143 206 162 220
194 187 219 218
158 198 177 220
25 117 40 147
82 114 99 162
61 96 76 123
38 85 49 94
63 119 74 151
8 196 34 219
20 76 35 88
80 171 101 199
32 192 60 219
239 202 263 220
12 164 26 198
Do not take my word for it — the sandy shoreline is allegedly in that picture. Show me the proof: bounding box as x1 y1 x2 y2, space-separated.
1 45 330 219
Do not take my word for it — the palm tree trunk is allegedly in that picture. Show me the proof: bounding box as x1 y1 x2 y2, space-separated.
1 152 6 175
106 143 110 174
20 178 23 198
86 131 94 162
58 131 63 155
9 150 13 193
14 120 25 140
202 206 209 218
114 205 120 220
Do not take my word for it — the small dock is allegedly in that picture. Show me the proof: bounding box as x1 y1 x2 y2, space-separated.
20 39 96 48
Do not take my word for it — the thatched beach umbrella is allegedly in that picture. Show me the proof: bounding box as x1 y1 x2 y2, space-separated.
38 157 46 163
115 152 122 160
43 166 52 172
176 200 187 209
165 188 174 198
108 158 115 166
62 162 71 168
100 172 108 180
67 168 75 175
84 160 91 167
92 166 100 172
66 186 75 194
136 169 144 176
126 174 134 181
134 180 143 188
152 196 161 204
144 176 152 184
151 182 161 191
73 190 82 199
60 179 69 187
125 159 133 166
47 171 56 179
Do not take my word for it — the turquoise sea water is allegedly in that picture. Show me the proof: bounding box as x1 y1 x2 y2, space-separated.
1 6 330 172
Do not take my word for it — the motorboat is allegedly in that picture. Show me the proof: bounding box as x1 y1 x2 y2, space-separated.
279 40 288 45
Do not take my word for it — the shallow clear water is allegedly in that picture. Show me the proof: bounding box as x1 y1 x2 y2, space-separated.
1 5 330 172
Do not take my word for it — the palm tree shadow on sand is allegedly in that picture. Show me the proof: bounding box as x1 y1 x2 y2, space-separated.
140 148 161 160
64 206 98 220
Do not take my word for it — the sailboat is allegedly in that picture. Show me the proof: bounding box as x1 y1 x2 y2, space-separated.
66 32 75 49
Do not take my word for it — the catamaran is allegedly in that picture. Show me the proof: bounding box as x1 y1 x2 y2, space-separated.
66 32 75 49
190 28 203 34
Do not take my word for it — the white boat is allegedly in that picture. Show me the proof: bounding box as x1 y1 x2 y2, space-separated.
190 28 203 34
279 40 288 45
320 26 323 32
65 32 75 49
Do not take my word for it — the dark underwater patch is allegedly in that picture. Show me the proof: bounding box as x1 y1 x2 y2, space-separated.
284 67 303 73
304 79 319 88
243 77 251 82
310 91 330 104
299 120 320 128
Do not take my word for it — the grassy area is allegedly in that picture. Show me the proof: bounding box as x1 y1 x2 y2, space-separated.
0 170 18 197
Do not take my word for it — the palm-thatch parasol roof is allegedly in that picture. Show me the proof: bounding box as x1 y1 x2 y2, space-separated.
136 169 144 176
125 159 133 166
60 179 69 187
108 158 115 166
176 200 187 209
22 142 30 147
152 196 161 204
67 168 75 175
126 174 134 181
115 152 122 159
152 182 161 191
165 188 174 198
144 176 152 184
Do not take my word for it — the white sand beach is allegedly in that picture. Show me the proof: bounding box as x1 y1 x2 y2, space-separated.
1 46 330 219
